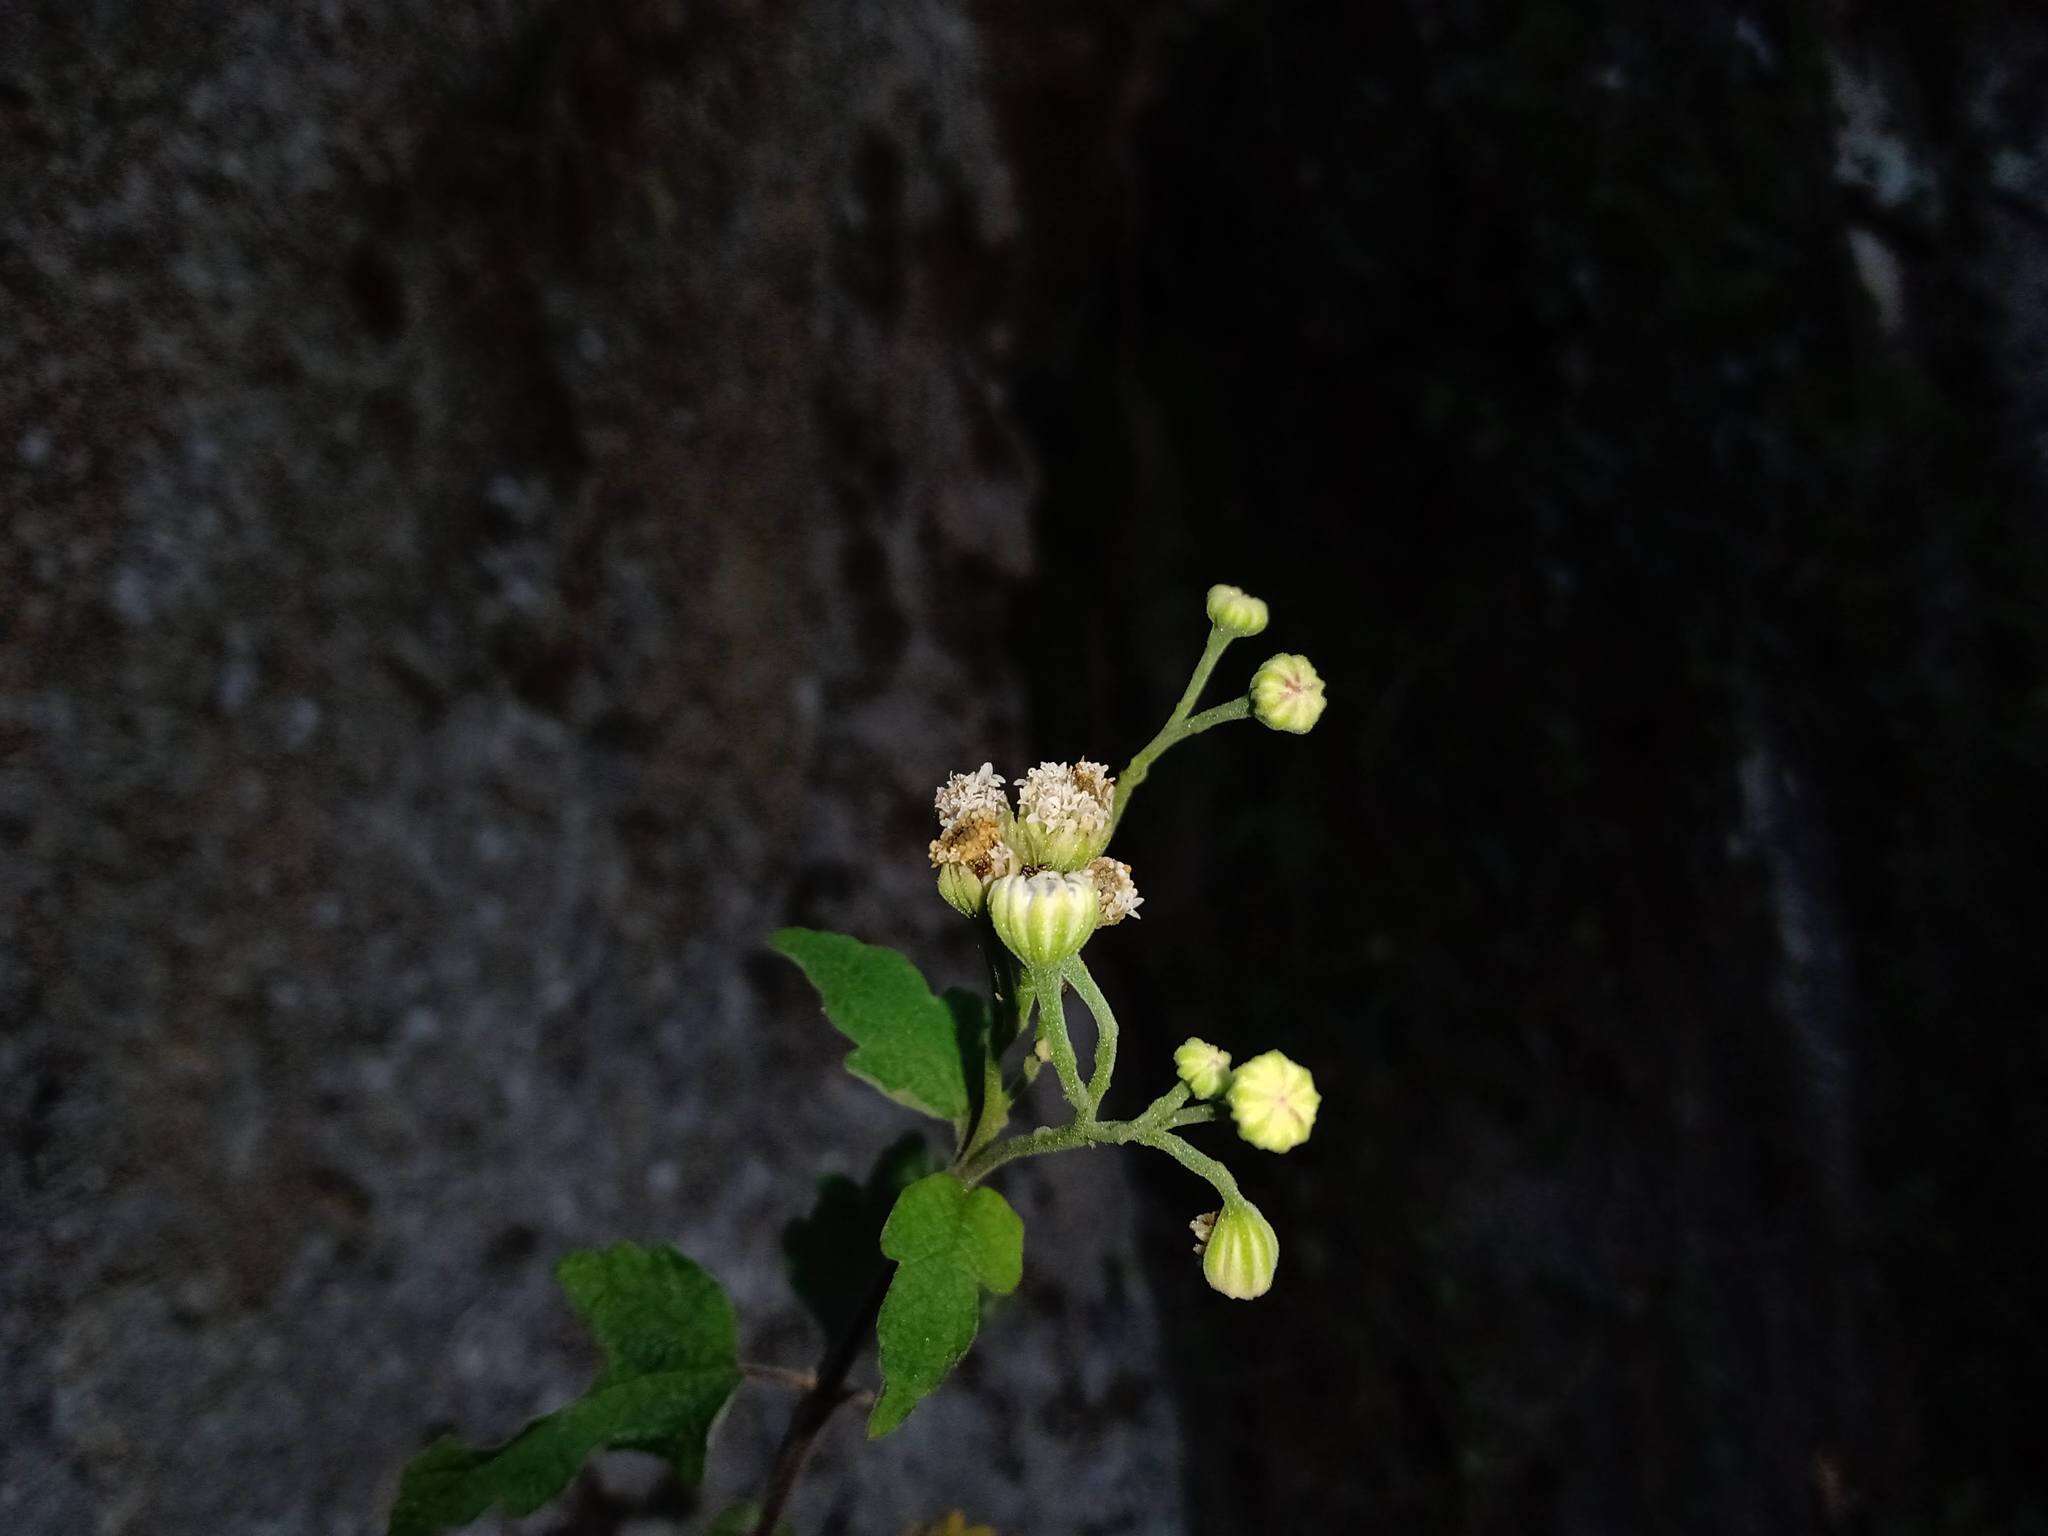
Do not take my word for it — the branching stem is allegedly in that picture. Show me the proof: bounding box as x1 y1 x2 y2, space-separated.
1112 627 1252 831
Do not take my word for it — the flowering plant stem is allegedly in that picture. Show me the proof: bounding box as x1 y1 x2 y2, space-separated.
388 580 1325 1536
1111 628 1252 831
1029 966 1094 1120
1068 957 1120 1110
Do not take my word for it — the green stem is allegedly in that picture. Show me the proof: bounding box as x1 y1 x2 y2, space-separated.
1134 1128 1243 1206
1113 628 1251 832
1165 1105 1218 1130
1131 1082 1192 1135
1030 967 1093 1120
956 1119 1112 1186
1066 956 1120 1110
1179 696 1251 737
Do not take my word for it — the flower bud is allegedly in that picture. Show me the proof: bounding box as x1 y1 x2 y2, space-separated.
1249 653 1327 735
1205 583 1269 638
1173 1038 1233 1099
1196 1201 1279 1300
936 862 986 917
1009 760 1115 871
987 870 1099 970
1227 1050 1320 1152
1086 856 1143 926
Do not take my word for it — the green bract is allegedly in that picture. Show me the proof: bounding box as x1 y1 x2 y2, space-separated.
988 870 1099 970
1201 1201 1280 1300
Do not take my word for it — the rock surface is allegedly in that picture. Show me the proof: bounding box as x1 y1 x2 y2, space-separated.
0 4 1183 1533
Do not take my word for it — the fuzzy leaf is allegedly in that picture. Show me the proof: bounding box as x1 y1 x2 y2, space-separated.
771 928 971 1126
388 1244 739 1536
783 1132 937 1342
868 1173 1024 1437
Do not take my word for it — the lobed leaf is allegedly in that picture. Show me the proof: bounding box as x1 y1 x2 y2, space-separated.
770 928 972 1127
869 1173 1024 1437
388 1244 740 1536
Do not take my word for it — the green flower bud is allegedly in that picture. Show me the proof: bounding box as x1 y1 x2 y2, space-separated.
1227 1049 1320 1152
988 870 1099 970
1205 583 1270 638
1173 1038 1233 1099
1195 1201 1279 1300
1009 759 1115 871
936 862 987 917
1249 653 1327 735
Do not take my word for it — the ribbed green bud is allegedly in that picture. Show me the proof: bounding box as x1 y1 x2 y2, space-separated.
1249 652 1327 735
1173 1038 1233 1099
936 862 987 917
1227 1049 1320 1152
1197 1201 1279 1300
1205 583 1269 638
987 871 1099 970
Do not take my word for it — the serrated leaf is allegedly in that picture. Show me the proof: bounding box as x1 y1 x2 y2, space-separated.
868 1173 1024 1438
771 928 971 1126
388 1244 740 1536
783 1132 937 1342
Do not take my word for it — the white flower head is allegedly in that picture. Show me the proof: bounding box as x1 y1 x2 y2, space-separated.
934 762 1009 832
1011 759 1115 870
1086 856 1143 926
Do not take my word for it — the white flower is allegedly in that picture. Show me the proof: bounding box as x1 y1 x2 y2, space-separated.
1086 856 1143 926
1011 759 1115 870
934 762 1009 832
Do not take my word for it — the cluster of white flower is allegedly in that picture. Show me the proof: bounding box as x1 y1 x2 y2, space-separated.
928 759 1139 928
1016 759 1113 840
1085 856 1143 927
933 761 1009 831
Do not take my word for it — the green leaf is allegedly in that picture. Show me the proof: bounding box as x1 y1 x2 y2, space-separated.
770 928 971 1126
783 1132 937 1342
388 1244 740 1536
868 1173 1024 1437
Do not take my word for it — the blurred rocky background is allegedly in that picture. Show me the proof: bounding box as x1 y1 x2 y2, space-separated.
5 2 2046 1535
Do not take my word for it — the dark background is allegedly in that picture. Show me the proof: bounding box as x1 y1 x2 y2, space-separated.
6 2 2046 1534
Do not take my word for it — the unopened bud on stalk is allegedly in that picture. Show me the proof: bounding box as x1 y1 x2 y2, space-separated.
1205 583 1270 638
1249 653 1327 735
988 870 1099 969
1174 1038 1233 1099
1195 1201 1279 1299
1227 1050 1320 1152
